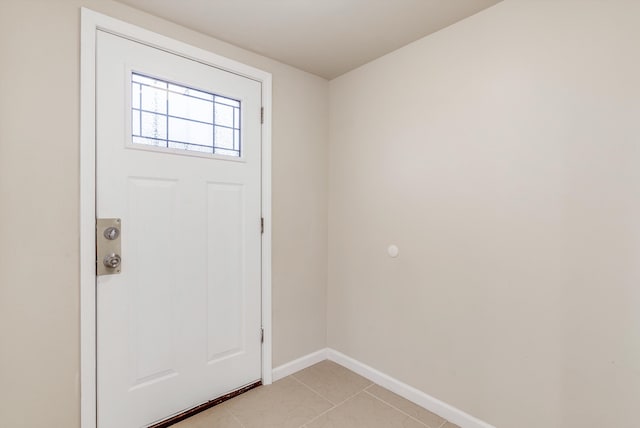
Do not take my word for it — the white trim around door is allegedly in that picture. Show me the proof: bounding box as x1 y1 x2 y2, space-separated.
80 8 273 428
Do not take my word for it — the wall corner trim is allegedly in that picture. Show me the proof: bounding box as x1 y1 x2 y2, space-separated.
272 349 329 381
273 348 496 428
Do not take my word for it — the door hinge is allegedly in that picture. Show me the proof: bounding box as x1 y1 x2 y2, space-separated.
261 217 264 234
260 107 264 124
261 328 264 343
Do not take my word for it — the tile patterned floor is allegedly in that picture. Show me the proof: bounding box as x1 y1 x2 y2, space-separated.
173 360 461 428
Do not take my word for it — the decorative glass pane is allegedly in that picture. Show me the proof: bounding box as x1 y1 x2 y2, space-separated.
169 116 213 148
132 83 141 109
132 110 141 136
141 85 167 114
168 83 213 101
133 135 166 147
131 72 241 157
215 95 240 108
141 112 167 140
168 92 212 123
215 103 234 128
214 126 234 150
168 141 211 153
134 74 166 89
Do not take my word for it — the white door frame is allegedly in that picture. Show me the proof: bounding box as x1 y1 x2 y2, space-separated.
80 8 272 428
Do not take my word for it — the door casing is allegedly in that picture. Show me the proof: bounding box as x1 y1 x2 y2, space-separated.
80 8 273 428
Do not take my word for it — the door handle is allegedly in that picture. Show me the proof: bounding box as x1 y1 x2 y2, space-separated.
103 253 122 269
97 218 122 275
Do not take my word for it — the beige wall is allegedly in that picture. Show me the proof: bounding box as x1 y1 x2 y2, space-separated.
4 0 640 427
0 0 328 426
328 1 640 427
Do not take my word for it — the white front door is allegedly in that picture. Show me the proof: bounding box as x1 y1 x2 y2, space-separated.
96 30 263 428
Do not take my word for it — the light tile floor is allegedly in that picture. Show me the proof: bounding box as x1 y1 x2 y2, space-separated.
173 360 461 428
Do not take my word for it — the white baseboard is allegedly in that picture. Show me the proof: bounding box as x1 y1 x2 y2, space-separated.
271 348 495 428
326 349 496 428
271 348 328 381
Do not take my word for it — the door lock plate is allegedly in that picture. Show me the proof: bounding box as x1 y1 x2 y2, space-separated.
97 218 122 276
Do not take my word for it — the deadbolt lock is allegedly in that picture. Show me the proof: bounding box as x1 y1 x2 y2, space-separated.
104 226 120 240
97 218 122 276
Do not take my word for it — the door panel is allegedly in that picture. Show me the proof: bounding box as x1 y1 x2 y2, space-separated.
128 177 178 386
96 30 262 428
206 182 245 361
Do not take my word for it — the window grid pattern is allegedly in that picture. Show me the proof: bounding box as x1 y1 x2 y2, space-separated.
131 72 242 157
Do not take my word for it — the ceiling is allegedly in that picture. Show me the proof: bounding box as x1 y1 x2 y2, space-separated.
116 0 503 79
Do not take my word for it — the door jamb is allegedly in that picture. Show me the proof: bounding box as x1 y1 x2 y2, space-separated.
80 8 273 428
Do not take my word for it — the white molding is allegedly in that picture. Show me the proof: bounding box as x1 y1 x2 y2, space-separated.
80 8 273 428
327 349 496 428
260 75 273 385
271 348 496 428
80 9 98 428
272 349 328 381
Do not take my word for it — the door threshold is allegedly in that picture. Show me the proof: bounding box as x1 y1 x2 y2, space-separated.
148 380 262 428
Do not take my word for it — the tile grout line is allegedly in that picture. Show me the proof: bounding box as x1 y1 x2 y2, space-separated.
289 375 338 428
364 384 451 428
299 389 363 428
290 375 374 427
290 373 337 404
362 389 431 428
224 405 247 428
230 410 246 428
291 372 373 407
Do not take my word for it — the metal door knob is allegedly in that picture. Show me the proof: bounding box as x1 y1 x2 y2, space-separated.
103 253 122 269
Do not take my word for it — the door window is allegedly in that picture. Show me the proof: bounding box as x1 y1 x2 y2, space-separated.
131 72 242 157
